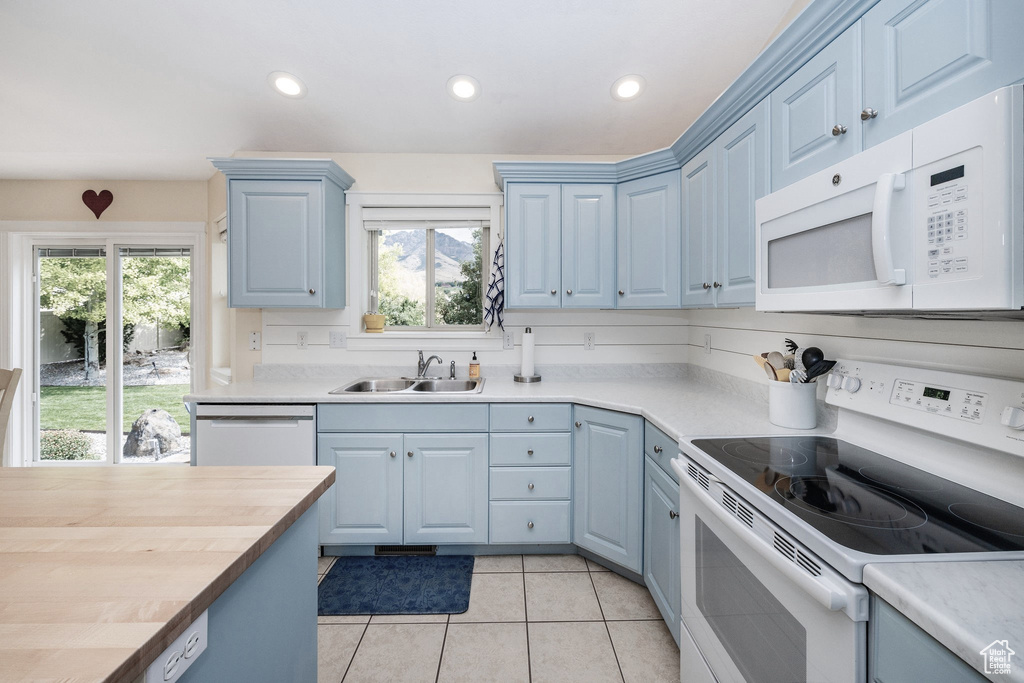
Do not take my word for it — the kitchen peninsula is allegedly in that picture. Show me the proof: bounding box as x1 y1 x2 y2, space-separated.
0 465 334 682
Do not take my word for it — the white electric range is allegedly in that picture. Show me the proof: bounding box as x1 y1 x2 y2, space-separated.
672 359 1024 683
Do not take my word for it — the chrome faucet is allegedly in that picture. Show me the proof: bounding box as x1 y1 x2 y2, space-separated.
416 350 443 378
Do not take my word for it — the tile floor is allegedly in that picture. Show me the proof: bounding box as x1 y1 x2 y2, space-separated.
316 554 680 683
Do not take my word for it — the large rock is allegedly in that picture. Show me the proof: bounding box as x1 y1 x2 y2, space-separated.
123 408 181 458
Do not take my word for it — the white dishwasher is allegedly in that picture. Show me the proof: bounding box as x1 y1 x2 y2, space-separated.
194 404 315 466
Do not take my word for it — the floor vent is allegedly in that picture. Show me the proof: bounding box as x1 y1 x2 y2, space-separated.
374 545 437 556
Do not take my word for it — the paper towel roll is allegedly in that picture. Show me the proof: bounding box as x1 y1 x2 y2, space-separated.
521 329 535 377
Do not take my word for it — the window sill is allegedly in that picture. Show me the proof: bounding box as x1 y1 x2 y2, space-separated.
347 330 504 352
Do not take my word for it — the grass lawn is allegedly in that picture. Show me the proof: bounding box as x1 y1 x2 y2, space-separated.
39 384 191 434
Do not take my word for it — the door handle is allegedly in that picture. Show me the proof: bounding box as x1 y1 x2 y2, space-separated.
872 172 907 286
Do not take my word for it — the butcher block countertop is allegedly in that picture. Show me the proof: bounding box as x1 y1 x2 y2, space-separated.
0 465 335 683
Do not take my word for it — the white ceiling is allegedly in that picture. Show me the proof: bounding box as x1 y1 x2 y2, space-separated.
0 0 798 181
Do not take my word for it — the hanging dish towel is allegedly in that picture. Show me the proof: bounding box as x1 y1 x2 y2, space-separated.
483 237 505 332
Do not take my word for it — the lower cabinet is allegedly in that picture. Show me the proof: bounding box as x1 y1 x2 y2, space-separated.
318 432 488 545
572 405 644 573
644 455 681 645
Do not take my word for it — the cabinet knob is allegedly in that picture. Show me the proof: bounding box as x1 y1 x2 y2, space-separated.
527 449 534 456
308 288 315 295
713 281 721 289
550 289 557 295
618 290 624 296
528 483 535 490
566 289 572 295
861 107 878 121
575 421 582 428
407 451 413 458
702 282 711 290
527 521 534 529
669 510 678 520
832 124 847 136
653 445 663 454
389 451 396 458
528 415 534 423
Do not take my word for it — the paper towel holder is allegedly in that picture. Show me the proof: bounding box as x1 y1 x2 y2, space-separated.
514 326 542 383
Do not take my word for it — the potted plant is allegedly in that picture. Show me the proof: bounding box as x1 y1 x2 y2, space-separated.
363 291 385 333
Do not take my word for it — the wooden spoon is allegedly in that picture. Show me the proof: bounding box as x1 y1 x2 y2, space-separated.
763 360 778 381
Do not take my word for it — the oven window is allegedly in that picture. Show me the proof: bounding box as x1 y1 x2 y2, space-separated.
696 518 807 683
767 213 874 288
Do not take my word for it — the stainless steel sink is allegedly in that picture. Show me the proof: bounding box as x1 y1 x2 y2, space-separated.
330 377 484 394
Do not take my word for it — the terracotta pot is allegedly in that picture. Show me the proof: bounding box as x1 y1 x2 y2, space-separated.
363 314 385 333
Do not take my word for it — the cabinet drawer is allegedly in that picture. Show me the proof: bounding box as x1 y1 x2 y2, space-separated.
490 433 572 466
644 421 679 483
490 403 571 432
490 467 571 501
318 403 488 432
490 501 571 544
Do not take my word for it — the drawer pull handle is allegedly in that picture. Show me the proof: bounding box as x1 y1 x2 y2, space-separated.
575 421 581 428
527 521 534 529
653 445 663 454
389 451 396 458
527 449 534 456
528 415 534 423
669 510 678 520
528 483 535 490
407 451 413 458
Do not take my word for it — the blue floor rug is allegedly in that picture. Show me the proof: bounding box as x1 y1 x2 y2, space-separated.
318 555 474 615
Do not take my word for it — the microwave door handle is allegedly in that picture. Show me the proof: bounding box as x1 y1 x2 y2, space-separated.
680 470 858 617
871 172 907 286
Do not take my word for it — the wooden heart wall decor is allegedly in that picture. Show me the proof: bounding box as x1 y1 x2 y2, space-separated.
82 190 114 219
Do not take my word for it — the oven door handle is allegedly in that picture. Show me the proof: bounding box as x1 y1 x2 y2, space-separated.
681 470 858 617
871 172 907 286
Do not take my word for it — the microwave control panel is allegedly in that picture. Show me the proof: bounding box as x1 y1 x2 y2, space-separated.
917 148 983 284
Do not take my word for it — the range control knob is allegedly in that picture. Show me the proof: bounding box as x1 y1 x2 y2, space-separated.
827 373 844 389
840 376 862 393
1001 406 1024 430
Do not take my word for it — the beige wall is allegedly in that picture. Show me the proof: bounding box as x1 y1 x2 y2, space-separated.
0 180 206 222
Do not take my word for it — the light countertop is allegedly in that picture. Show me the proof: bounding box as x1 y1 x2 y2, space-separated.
0 465 335 683
864 561 1024 682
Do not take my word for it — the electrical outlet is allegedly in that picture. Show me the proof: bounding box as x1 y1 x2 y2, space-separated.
249 332 261 351
329 331 347 349
704 334 712 354
503 330 515 350
297 331 308 350
584 332 595 351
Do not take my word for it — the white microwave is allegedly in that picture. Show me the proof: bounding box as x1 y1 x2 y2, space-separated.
756 86 1023 314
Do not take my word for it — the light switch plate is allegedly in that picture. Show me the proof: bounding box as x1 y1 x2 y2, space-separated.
249 332 261 351
503 330 514 350
584 332 595 351
329 331 347 349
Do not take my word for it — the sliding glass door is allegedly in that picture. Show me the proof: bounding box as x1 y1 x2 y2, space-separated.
35 243 192 464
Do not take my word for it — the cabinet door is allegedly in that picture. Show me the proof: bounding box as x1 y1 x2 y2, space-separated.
572 406 643 573
506 184 561 308
561 184 616 308
616 171 682 308
680 147 715 308
715 98 770 307
229 179 323 308
317 433 403 545
404 434 489 544
862 0 1024 149
644 457 681 646
771 23 861 191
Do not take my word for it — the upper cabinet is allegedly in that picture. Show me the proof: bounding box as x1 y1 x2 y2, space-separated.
506 183 615 309
209 158 354 309
771 23 862 191
682 99 769 308
861 0 1024 149
616 170 682 308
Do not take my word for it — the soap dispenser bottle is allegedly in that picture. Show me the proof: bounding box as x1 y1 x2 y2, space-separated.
469 352 480 379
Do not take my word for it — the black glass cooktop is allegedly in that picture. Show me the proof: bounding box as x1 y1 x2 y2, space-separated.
690 436 1024 556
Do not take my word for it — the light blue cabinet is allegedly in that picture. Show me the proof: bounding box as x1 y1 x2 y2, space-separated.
680 147 715 307
561 185 616 308
506 184 561 308
771 22 862 191
616 170 682 308
404 434 489 544
210 158 353 309
317 433 403 545
644 456 680 646
572 405 644 573
861 0 1024 150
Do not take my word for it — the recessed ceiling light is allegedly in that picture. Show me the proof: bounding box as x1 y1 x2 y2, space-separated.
447 75 481 102
611 75 646 101
268 71 307 98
